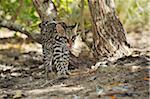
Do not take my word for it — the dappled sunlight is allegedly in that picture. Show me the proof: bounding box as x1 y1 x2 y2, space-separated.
0 28 42 53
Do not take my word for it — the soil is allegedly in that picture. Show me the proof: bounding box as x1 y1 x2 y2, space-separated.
0 29 149 99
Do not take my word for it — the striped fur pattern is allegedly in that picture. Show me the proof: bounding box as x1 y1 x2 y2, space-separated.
40 21 77 78
52 34 70 77
40 21 57 74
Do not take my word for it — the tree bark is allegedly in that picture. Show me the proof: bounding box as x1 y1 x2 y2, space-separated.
88 0 131 61
32 0 57 21
80 0 85 40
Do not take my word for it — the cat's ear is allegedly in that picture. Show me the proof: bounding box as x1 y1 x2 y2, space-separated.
56 23 65 34
73 23 78 34
73 24 79 34
58 22 67 30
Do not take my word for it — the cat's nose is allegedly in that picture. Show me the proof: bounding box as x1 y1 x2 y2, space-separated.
67 39 72 48
67 43 71 48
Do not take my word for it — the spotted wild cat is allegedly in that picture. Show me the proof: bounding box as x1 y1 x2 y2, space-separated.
39 21 77 78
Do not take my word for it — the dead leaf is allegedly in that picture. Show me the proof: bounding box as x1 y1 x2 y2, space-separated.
111 95 116 99
143 77 150 81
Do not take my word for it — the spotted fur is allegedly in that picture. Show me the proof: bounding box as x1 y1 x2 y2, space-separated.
40 21 77 78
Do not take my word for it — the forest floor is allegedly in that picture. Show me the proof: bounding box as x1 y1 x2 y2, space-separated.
0 28 149 99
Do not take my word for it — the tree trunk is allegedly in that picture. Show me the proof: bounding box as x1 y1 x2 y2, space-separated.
32 0 57 21
32 0 131 65
88 0 131 61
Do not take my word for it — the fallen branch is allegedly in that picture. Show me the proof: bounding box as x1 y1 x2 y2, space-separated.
0 17 42 44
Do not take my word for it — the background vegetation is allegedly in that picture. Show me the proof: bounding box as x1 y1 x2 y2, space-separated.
0 0 149 33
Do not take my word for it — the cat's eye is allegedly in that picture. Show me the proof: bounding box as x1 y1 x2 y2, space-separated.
71 34 78 42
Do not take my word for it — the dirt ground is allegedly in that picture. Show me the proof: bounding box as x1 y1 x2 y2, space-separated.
0 28 149 99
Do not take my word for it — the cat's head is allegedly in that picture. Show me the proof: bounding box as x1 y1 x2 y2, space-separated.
55 22 79 48
65 23 79 48
39 21 79 48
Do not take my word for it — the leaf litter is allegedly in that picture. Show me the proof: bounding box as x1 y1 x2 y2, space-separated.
0 29 149 99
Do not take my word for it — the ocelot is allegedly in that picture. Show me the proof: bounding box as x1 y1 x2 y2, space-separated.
39 21 78 78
